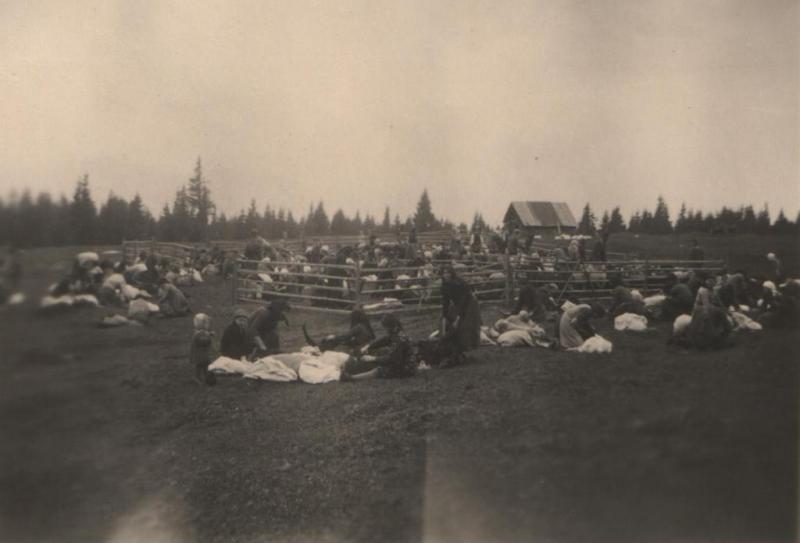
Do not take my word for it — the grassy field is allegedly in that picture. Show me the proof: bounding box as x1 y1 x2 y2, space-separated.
0 235 798 542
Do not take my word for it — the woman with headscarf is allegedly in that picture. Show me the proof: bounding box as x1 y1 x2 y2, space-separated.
558 302 605 349
440 264 481 352
157 279 191 317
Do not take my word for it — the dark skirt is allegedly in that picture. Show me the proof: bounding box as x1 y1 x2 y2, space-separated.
450 293 481 352
687 307 732 350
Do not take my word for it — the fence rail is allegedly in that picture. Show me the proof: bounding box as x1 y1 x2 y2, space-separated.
232 256 725 315
121 241 725 315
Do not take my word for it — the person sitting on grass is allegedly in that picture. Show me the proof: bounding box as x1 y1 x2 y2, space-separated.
607 276 648 318
759 281 799 329
220 308 251 360
557 302 605 350
672 273 733 350
157 279 191 317
190 313 216 386
340 315 416 381
247 299 291 357
661 273 695 321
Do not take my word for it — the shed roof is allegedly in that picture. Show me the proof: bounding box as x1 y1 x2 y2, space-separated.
505 201 577 228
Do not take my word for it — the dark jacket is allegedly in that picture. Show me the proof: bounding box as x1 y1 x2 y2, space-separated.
220 323 250 359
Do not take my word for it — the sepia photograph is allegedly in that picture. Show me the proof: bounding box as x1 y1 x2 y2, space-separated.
0 1 798 541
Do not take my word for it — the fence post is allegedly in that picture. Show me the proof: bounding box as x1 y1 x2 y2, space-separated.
504 252 512 309
232 259 238 305
353 260 362 308
643 259 649 294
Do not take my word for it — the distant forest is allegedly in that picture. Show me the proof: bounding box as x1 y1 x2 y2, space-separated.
1 158 798 248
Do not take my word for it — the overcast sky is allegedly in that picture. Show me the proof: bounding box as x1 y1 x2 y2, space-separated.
1 0 797 225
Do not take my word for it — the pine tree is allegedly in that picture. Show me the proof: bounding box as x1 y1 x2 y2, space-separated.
772 209 794 234
472 212 486 232
170 187 192 241
599 211 610 233
381 207 391 233
413 189 437 231
70 174 98 245
157 204 173 240
330 209 348 234
639 210 654 234
675 203 688 234
306 201 329 235
577 203 596 234
185 157 215 241
245 199 260 234
627 211 641 233
286 211 298 238
608 207 626 233
352 211 363 235
97 193 128 244
755 204 771 234
740 205 757 234
125 194 150 240
652 196 672 234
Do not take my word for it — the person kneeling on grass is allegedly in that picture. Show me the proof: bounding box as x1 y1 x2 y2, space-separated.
557 302 605 350
190 313 216 386
340 315 416 381
247 299 291 357
157 279 191 317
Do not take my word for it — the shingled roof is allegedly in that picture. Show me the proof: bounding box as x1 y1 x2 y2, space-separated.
504 201 577 228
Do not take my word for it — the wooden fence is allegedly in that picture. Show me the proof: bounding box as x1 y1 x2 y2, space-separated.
122 240 196 262
233 256 725 315
122 230 455 262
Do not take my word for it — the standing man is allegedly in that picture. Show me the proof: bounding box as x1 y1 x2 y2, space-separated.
688 239 705 268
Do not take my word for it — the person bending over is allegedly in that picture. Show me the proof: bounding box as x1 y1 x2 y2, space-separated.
247 299 291 356
514 282 558 322
440 265 481 353
304 307 376 353
340 315 416 381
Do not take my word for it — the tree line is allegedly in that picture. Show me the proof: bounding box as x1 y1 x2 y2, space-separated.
0 159 454 248
577 196 799 236
1 159 798 248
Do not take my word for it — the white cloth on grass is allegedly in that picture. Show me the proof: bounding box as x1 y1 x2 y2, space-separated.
730 311 762 331
210 350 351 384
673 314 692 335
40 294 99 308
644 294 666 308
497 329 538 347
614 313 648 332
568 335 613 353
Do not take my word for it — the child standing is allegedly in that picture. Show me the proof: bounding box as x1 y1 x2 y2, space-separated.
190 313 216 386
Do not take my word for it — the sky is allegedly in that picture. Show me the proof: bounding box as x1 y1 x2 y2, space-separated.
0 0 798 226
